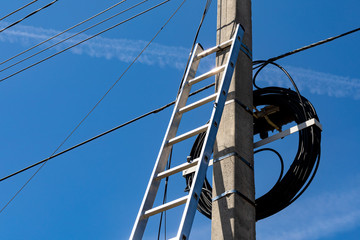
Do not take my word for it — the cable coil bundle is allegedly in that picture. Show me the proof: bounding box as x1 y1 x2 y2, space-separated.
185 65 321 221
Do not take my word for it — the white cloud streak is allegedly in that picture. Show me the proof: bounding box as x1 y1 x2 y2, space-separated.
1 23 359 99
257 178 360 240
257 66 360 100
0 22 191 70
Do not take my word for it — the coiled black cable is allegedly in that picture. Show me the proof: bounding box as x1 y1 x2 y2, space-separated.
253 86 321 220
184 86 321 221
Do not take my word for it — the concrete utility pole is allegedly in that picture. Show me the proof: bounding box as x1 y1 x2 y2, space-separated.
212 0 255 239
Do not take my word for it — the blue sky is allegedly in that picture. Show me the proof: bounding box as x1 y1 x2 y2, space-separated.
0 0 359 239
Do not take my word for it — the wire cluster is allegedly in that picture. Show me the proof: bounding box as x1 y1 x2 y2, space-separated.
254 86 321 220
185 76 321 221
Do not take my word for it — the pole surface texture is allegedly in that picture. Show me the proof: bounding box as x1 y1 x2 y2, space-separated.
212 0 255 239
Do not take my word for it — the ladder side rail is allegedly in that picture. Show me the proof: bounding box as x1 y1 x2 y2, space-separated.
130 44 204 240
173 24 245 240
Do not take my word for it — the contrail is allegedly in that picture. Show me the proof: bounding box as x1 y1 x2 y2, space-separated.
1 23 359 99
256 65 360 100
0 22 190 70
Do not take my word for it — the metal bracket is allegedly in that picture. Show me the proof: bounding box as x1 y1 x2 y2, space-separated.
212 189 255 207
183 118 322 176
213 152 253 169
183 151 253 176
253 105 280 119
254 118 322 149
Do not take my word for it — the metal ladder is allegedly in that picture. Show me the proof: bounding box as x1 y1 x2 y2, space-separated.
130 24 245 240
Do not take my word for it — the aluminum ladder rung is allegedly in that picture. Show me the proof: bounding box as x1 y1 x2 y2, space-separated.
195 39 233 60
167 124 209 146
178 93 218 114
156 158 200 180
142 195 188 219
130 24 245 240
188 65 226 86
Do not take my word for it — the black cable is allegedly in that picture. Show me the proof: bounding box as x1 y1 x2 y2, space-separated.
184 142 286 219
251 60 320 218
0 0 148 73
266 27 360 63
0 0 39 21
157 0 213 236
0 0 188 214
0 83 214 184
157 149 172 240
254 148 284 186
185 28 360 220
184 130 212 218
252 60 307 118
185 86 321 221
251 27 360 77
0 0 127 66
0 0 171 83
185 59 321 220
0 0 59 34
253 87 321 220
177 0 212 95
4 16 345 217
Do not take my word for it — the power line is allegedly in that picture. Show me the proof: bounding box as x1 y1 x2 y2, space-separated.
1 25 359 190
158 0 213 237
255 26 360 65
0 83 214 184
0 0 184 214
0 0 147 73
157 149 172 240
0 0 39 21
0 0 127 66
177 0 212 95
1 16 358 214
0 0 58 34
0 0 169 83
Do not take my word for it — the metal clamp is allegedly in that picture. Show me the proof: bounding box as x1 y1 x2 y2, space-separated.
213 151 253 170
225 99 253 116
240 43 252 60
212 189 255 207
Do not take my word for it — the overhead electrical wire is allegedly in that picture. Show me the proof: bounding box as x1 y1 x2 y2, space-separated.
0 15 357 84
252 26 360 72
0 83 214 184
0 0 184 215
265 26 360 63
0 18 356 215
0 0 170 83
158 0 213 237
0 0 39 22
0 0 59 34
0 0 149 73
0 0 127 66
157 149 173 240
1 24 357 195
181 23 360 223
176 0 212 95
